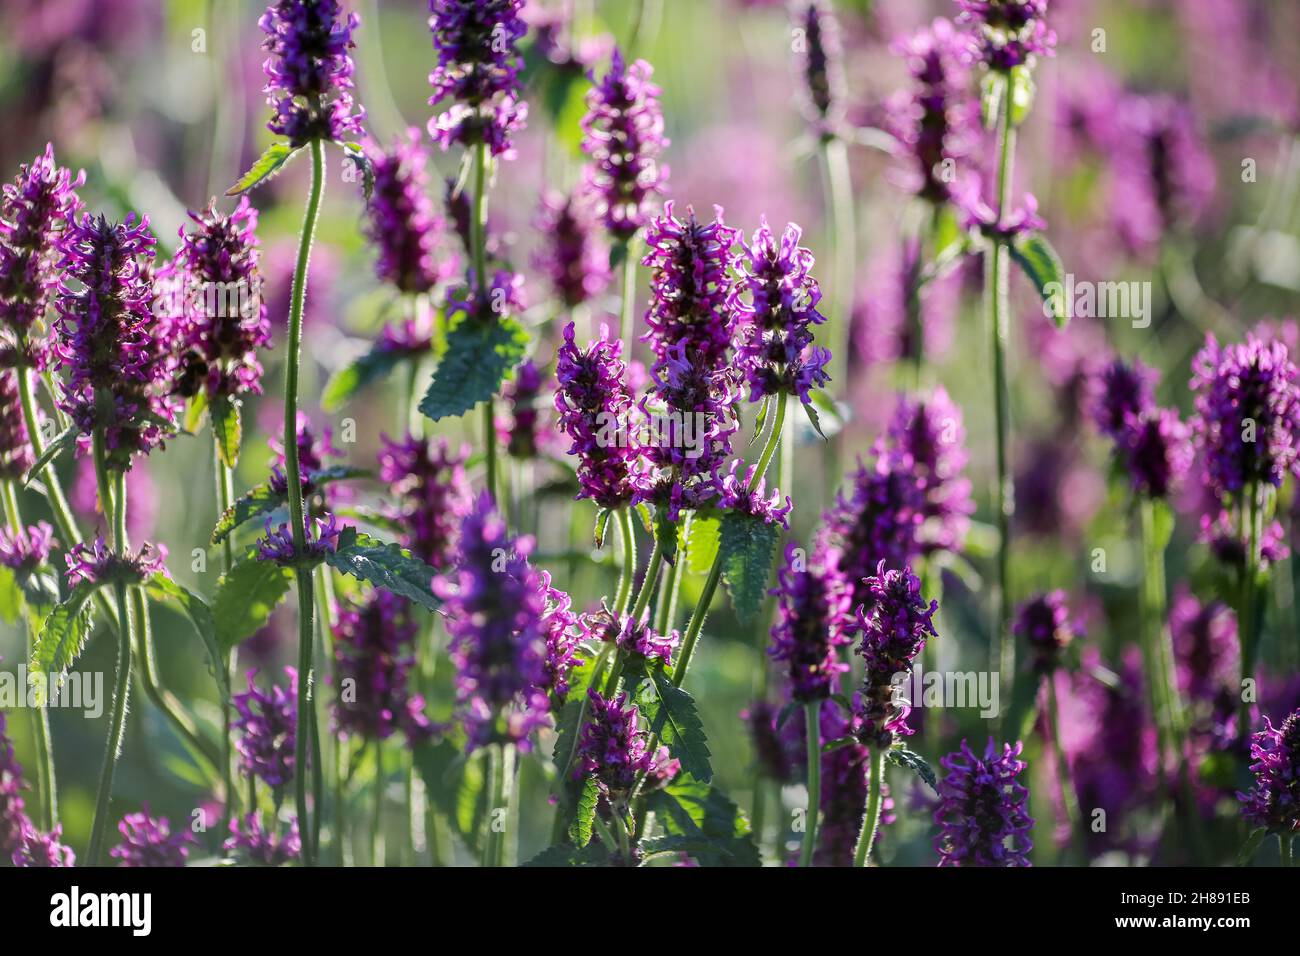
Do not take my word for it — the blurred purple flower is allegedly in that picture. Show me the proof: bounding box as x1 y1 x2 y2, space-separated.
11 822 74 867
225 812 301 865
1237 709 1300 836
110 806 196 867
532 190 609 308
365 129 457 294
934 737 1034 867
232 667 298 789
379 433 469 569
1012 590 1075 675
333 589 433 742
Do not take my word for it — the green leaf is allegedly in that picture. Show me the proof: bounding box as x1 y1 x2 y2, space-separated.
1009 64 1036 126
30 581 99 678
145 575 230 703
210 395 242 469
887 745 938 794
638 834 719 862
1009 233 1068 327
682 512 720 575
413 738 468 838
0 567 21 625
521 841 609 868
980 71 1007 129
184 392 209 434
654 506 678 566
226 142 301 196
211 467 369 544
1237 827 1268 866
633 662 713 783
1148 499 1176 554
23 424 76 487
593 508 612 549
212 557 294 653
343 141 375 202
323 528 442 611
802 400 827 441
717 511 780 622
455 748 490 853
567 775 600 848
821 735 857 754
418 316 529 422
321 347 406 412
644 780 760 867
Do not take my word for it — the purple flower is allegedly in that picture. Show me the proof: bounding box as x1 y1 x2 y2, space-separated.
428 0 528 157
379 433 469 569
232 667 298 789
956 0 1055 71
1190 333 1300 496
255 513 341 565
260 0 365 146
0 144 83 358
885 18 976 204
496 359 552 460
53 213 177 469
849 562 938 747
768 541 851 702
1088 356 1156 441
1012 590 1075 674
1237 709 1300 836
0 370 34 481
270 415 341 496
365 129 456 294
433 492 552 751
11 823 74 867
1169 586 1239 707
583 603 679 668
792 0 844 137
1121 407 1193 499
0 520 54 578
65 536 166 588
539 571 583 699
0 713 29 858
333 589 433 742
224 812 301 865
1199 509 1289 570
581 49 668 240
641 201 740 367
957 190 1047 239
718 461 792 527
813 703 879 867
575 689 656 797
934 737 1034 867
109 806 197 867
533 190 610 308
884 388 974 554
733 218 829 404
553 322 646 509
741 700 797 784
163 198 272 403
445 268 527 325
851 238 959 369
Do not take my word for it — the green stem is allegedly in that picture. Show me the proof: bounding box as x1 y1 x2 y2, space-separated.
215 437 236 837
482 744 503 867
799 701 821 867
820 136 855 384
853 747 885 867
14 358 80 553
372 741 384 867
284 136 326 865
1281 834 1293 867
1046 677 1084 859
614 508 637 615
500 742 518 867
618 236 639 358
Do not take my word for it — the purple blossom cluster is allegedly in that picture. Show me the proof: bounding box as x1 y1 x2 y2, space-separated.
1089 356 1193 499
934 738 1034 866
64 537 166 588
792 0 843 137
11 824 75 867
1013 590 1076 675
581 50 668 240
885 388 975 554
1169 586 1238 708
0 370 34 480
0 713 28 858
533 190 610 308
269 416 340 496
365 129 456 294
225 812 301 865
333 589 433 742
428 0 528 156
767 541 850 702
256 513 342 564
110 807 196 867
576 689 657 797
584 604 678 668
1237 709 1300 836
231 667 298 790
717 461 792 528
260 0 365 146
497 359 550 460
379 432 469 569
956 0 1056 71
539 571 583 699
0 520 54 577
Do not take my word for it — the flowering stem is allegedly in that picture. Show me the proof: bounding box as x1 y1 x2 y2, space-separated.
618 236 639 359
371 742 385 867
215 436 236 836
285 136 327 867
654 512 687 634
852 746 885 867
819 136 855 386
1138 498 1184 771
1238 482 1261 739
467 140 500 506
500 741 518 867
614 507 638 615
798 701 821 867
986 81 1016 703
14 358 80 555
2 480 56 829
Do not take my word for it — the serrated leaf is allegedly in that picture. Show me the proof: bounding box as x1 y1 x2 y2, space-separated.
226 142 300 196
212 557 294 653
644 780 760 867
521 841 609 867
210 395 241 468
717 511 780 622
634 662 712 783
593 508 612 549
145 574 229 703
634 501 654 535
1009 233 1068 326
23 424 76 487
211 467 369 544
637 834 718 862
1237 827 1268 866
418 316 529 422
888 745 938 794
30 581 98 678
323 528 442 611
567 775 600 848
683 512 720 576
321 346 406 412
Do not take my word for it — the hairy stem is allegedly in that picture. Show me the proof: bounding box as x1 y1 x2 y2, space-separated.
799 700 821 867
853 746 885 867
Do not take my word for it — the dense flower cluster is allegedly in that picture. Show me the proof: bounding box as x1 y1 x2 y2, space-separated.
0 522 52 578
1237 709 1300 835
884 388 975 554
379 433 469 569
11 823 74 867
533 190 609 308
733 218 829 404
575 690 656 797
584 604 678 668
1169 587 1238 706
164 198 271 403
812 704 880 868
333 589 433 741
1013 590 1075 674
434 492 552 751
767 541 850 702
365 129 455 294
256 513 341 564
225 812 301 865
849 563 938 747
497 359 550 460
260 0 365 146
64 537 166 588
231 667 298 789
581 49 668 240
792 0 843 136
717 461 792 527
1090 356 1192 499
539 571 582 699
0 713 27 858
0 369 34 480
934 738 1034 866
53 213 177 470
956 0 1056 71
428 0 528 156
109 807 196 867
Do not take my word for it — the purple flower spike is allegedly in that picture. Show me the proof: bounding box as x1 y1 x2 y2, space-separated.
539 571 583 699
232 667 298 789
576 689 657 797
497 359 552 461
734 218 829 404
0 520 55 577
428 0 529 157
884 388 975 554
849 562 938 746
365 129 457 294
1236 709 1300 836
934 737 1034 866
719 461 792 528
110 806 197 867
260 0 365 146
0 369 35 481
1088 356 1157 441
583 603 679 668
12 823 75 867
956 0 1055 71
433 492 552 751
0 144 83 358
225 812 301 865
533 190 610 308
792 0 844 138
164 197 272 404
1 713 29 858
641 201 741 367
768 541 851 702
1122 407 1193 499
379 433 470 569
581 48 669 240
333 589 433 742
65 536 166 588
53 213 178 470
1012 590 1076 674
256 513 341 565
1169 586 1238 706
